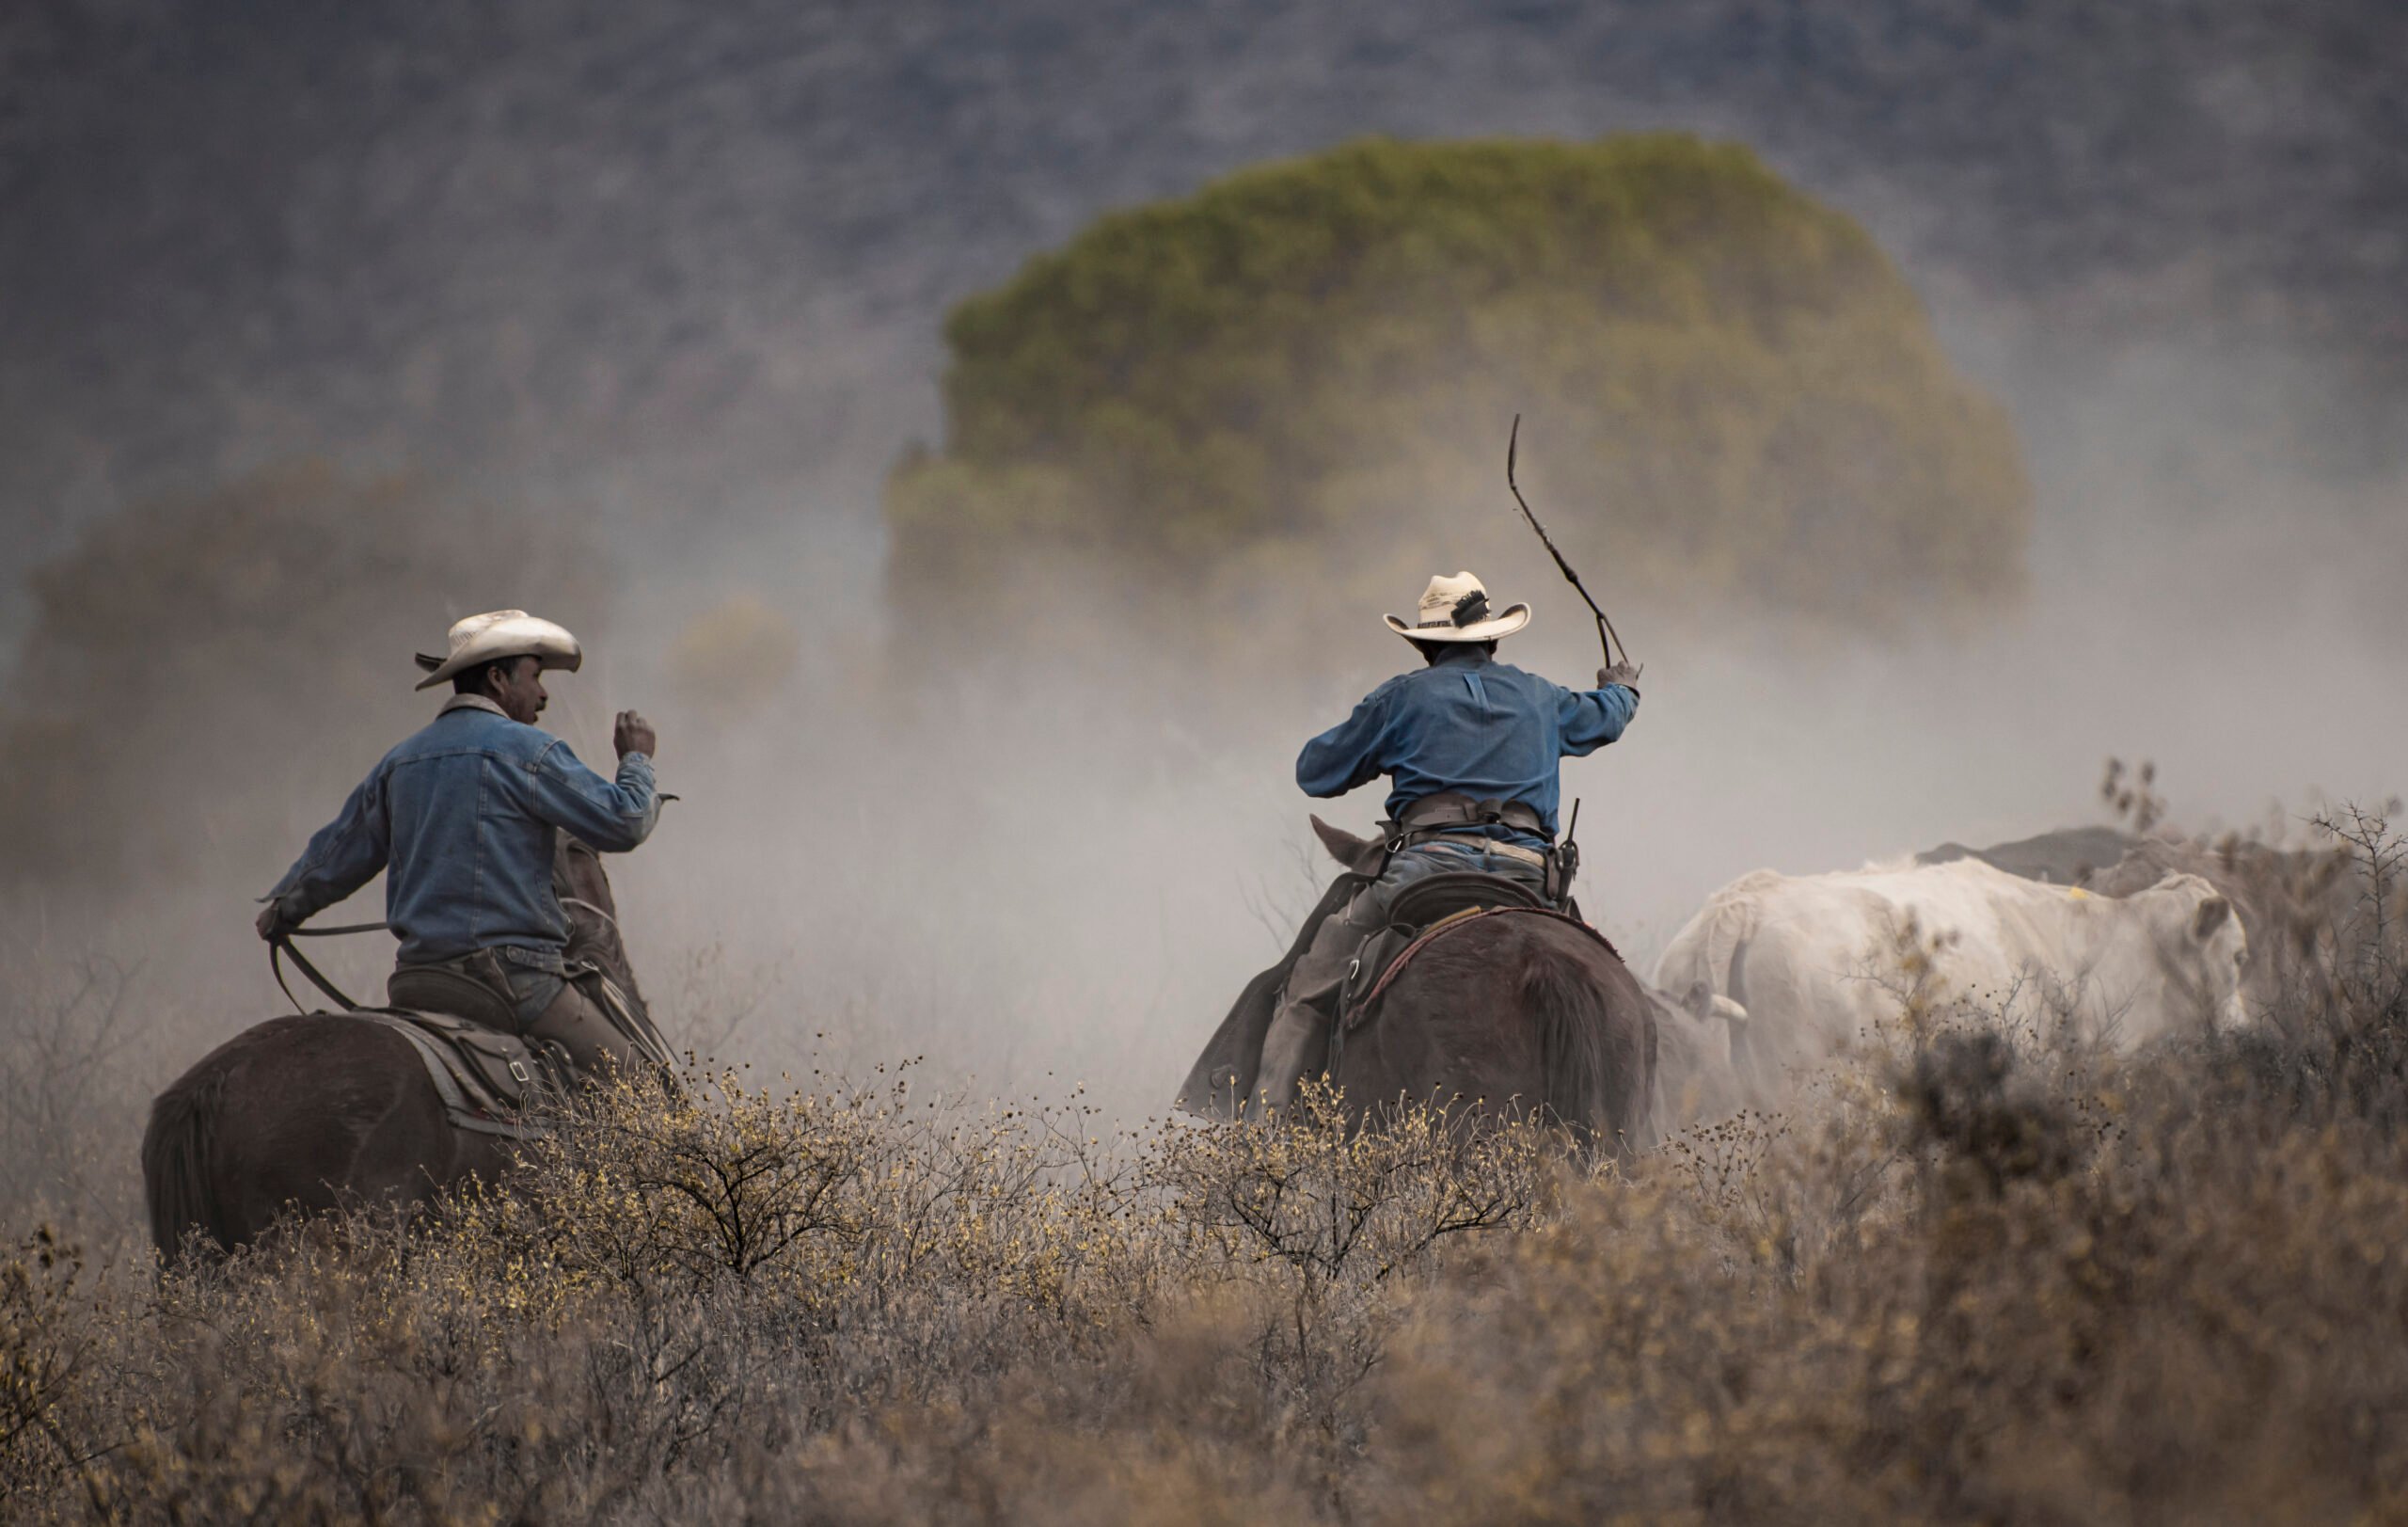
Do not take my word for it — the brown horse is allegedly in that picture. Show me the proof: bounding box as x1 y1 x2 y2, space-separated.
141 837 650 1261
1330 907 1657 1152
1179 823 1656 1152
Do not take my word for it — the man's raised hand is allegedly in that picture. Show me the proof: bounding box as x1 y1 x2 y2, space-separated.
614 708 658 760
1598 662 1643 694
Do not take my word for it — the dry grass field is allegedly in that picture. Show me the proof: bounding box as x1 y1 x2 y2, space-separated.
3 823 2404 1524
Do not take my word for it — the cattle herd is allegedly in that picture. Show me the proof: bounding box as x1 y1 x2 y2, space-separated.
1640 825 2354 1134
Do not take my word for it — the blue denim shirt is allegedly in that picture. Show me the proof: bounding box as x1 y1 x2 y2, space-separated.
263 696 659 969
1295 645 1637 848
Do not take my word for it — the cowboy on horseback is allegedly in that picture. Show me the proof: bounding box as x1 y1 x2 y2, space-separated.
254 610 667 1079
1250 571 1641 1115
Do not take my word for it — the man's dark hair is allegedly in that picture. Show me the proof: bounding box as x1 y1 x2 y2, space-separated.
1411 639 1497 664
452 656 530 695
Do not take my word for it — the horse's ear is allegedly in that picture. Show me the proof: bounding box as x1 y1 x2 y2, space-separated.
1309 815 1386 877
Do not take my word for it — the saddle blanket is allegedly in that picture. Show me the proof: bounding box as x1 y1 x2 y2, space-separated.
356 1009 565 1138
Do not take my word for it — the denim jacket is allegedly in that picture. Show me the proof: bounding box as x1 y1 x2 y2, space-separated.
1295 645 1637 849
263 695 659 968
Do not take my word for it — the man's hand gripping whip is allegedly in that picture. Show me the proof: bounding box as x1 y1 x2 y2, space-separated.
1506 414 1633 674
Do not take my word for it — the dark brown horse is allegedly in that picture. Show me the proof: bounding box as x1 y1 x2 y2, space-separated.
1331 907 1656 1151
141 837 649 1261
1179 822 1656 1152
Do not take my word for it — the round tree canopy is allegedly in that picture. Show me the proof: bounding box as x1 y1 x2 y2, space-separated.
886 135 2028 657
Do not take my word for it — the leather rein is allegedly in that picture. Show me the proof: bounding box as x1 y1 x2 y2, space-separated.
272 898 621 1017
270 922 388 1014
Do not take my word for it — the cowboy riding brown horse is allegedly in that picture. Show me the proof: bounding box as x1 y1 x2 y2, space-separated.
1179 570 1656 1148
1178 816 1656 1149
143 835 657 1260
145 609 672 1261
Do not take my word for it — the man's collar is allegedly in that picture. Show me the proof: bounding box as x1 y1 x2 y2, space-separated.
438 693 509 719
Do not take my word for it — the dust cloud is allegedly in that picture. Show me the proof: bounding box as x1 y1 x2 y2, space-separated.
6 291 2406 1236
2 6 2403 1238
594 320 2406 1133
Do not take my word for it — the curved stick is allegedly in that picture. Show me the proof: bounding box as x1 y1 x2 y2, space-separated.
1507 415 1630 669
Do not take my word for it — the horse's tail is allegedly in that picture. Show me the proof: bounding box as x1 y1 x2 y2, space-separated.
1522 934 1648 1153
142 1064 229 1264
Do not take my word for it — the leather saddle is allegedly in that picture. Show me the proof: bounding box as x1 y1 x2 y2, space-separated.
387 961 517 1031
1387 869 1549 928
356 1008 566 1138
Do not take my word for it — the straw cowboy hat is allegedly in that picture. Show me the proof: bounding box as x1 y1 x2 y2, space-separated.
412 611 583 691
1383 571 1531 644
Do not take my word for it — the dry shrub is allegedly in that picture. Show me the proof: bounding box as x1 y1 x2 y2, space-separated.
0 1070 1563 1521
1376 1052 2408 1524
1373 837 2408 1526
3 818 2407 1522
0 938 145 1228
0 1229 112 1520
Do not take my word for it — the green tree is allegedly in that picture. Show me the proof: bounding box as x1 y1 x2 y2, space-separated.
886 135 2028 657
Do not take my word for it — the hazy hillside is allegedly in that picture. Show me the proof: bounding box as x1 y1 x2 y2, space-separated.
3 0 2401 593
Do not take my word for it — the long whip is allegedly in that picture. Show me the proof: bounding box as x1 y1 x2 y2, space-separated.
1506 415 1630 670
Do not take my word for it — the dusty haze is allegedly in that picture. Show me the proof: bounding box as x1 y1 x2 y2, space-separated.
1 3 2402 1232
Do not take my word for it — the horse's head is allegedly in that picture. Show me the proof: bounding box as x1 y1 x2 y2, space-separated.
552 834 649 1019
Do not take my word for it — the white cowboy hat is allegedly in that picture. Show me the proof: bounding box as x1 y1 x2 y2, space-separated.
1383 571 1531 644
412 611 583 691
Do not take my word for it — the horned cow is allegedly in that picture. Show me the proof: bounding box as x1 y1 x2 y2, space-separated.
1654 859 2246 1091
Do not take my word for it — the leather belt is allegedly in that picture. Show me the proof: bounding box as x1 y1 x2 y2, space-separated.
1395 791 1551 840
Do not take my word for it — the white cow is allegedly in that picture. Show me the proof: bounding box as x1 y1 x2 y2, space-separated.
1644 980 1754 1138
1655 859 2247 1089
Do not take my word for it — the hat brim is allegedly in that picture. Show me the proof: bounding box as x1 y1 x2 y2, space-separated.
415 626 584 690
1384 603 1531 644
415 648 581 691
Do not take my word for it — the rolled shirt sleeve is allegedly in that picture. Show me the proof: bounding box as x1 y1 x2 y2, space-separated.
1556 681 1639 757
528 740 659 851
262 767 392 923
1295 686 1395 799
